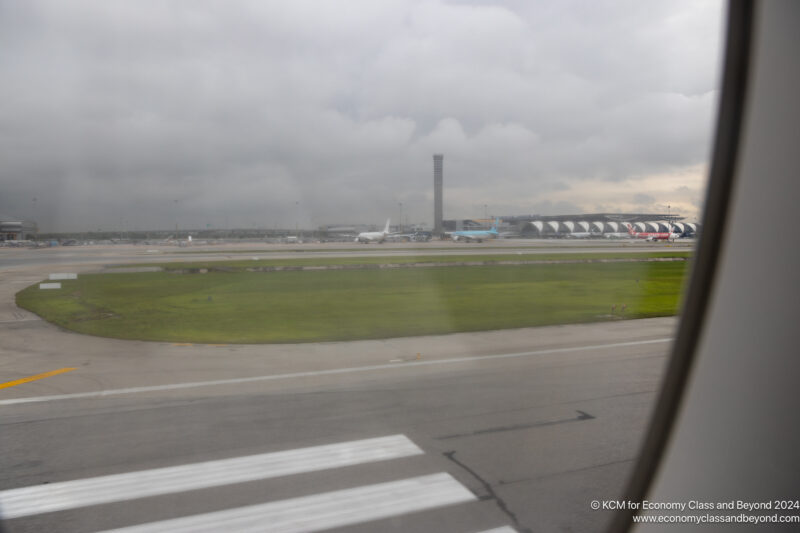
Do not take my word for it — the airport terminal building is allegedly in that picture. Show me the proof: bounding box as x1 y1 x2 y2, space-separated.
0 215 38 241
445 213 700 238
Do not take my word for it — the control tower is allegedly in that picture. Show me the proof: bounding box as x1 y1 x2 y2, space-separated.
433 154 443 234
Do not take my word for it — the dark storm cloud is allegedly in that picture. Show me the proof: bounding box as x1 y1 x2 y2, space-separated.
0 0 723 231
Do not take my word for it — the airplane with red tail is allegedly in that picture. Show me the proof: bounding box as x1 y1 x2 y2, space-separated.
624 223 681 242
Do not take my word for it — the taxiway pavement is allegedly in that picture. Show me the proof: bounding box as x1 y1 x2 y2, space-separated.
0 245 678 533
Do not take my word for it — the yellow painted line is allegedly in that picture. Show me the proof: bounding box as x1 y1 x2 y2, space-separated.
0 367 77 391
171 343 194 347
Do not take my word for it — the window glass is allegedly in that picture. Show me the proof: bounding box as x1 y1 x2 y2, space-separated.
0 2 724 532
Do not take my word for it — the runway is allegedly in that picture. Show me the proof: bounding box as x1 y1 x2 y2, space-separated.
0 244 679 533
0 238 694 270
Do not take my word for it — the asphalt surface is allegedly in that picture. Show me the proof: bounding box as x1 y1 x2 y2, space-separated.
0 243 678 533
0 238 694 270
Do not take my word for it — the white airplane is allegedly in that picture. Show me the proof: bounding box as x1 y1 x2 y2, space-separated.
158 235 193 246
355 219 391 243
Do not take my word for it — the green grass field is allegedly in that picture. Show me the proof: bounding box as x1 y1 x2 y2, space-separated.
115 251 692 272
17 260 688 344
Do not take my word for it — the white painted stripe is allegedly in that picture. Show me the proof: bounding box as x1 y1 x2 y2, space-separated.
474 527 517 533
98 473 475 533
0 318 41 324
49 273 77 280
0 435 423 519
39 282 61 289
0 338 671 406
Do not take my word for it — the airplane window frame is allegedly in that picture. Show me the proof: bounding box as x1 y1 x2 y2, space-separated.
608 0 755 529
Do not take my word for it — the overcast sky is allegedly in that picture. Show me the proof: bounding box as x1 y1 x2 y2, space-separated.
0 0 724 232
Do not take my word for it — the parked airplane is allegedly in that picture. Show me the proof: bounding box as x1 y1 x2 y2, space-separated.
603 232 631 239
450 218 499 242
156 235 193 246
355 219 391 243
624 223 681 241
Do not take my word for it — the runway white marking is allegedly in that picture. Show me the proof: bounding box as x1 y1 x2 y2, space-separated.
49 273 77 280
97 473 475 533
0 435 423 519
0 338 671 406
0 318 41 324
474 528 517 533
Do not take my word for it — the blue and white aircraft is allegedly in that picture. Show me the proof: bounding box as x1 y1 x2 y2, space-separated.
449 219 500 242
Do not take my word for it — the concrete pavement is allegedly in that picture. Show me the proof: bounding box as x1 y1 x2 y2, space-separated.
0 246 678 532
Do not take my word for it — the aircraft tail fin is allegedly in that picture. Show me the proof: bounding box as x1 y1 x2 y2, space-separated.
625 223 635 235
383 218 391 234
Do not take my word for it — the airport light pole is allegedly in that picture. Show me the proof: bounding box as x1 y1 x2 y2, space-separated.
295 201 299 236
398 202 403 232
659 203 672 233
666 204 671 233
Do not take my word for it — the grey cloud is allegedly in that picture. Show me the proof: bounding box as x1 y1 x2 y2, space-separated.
633 193 656 206
0 0 724 231
528 200 584 216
